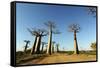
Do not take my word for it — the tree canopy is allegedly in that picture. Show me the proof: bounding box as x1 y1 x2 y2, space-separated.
91 42 96 50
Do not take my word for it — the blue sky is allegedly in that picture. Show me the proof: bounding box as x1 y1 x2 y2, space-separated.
16 3 96 51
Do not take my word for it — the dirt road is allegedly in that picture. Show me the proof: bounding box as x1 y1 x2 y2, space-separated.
21 53 96 65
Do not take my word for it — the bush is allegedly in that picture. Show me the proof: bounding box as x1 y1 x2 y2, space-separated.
91 42 96 50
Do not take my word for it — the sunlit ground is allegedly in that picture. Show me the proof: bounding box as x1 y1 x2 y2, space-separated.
16 51 96 65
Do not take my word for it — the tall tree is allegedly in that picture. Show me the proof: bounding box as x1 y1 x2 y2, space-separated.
44 21 56 55
68 24 80 54
27 28 39 55
56 43 59 52
24 40 30 53
44 21 60 55
52 41 56 53
41 42 47 53
34 29 47 54
87 7 96 17
45 45 48 52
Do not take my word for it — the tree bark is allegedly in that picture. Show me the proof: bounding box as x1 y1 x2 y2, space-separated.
36 36 42 54
46 28 52 55
52 44 54 53
57 45 59 52
34 36 42 54
30 36 37 54
74 31 79 54
24 43 28 53
41 44 44 53
34 37 39 53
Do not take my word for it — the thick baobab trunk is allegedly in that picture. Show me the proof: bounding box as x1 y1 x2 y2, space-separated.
41 44 44 53
46 29 52 55
74 31 79 54
34 37 39 53
30 36 37 55
45 45 47 52
57 45 59 52
52 45 54 53
36 36 42 54
35 36 42 54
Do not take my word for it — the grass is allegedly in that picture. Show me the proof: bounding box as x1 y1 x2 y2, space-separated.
59 51 74 55
59 50 96 55
79 50 96 55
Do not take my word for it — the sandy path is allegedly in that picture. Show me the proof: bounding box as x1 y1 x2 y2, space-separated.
21 53 96 65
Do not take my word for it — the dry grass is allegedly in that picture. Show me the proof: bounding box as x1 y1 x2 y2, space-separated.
20 53 96 65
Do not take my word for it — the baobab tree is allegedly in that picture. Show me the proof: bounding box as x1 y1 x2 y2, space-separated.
41 42 47 53
34 29 47 54
52 41 56 53
44 45 48 52
24 40 30 53
27 28 39 55
87 7 96 17
28 28 47 54
68 24 80 54
56 43 59 52
44 21 60 55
